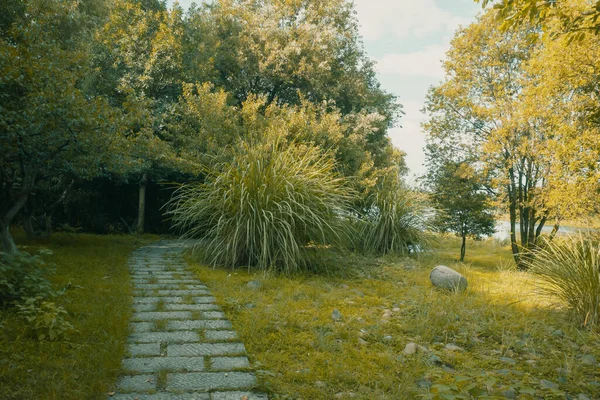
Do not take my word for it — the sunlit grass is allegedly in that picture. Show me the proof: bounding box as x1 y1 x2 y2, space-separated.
187 236 600 399
0 231 156 399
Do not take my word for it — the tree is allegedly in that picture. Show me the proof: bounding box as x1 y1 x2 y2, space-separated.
478 0 600 38
0 0 119 252
425 161 495 262
423 10 599 268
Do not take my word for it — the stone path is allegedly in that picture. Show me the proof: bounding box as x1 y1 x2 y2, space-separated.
112 241 268 400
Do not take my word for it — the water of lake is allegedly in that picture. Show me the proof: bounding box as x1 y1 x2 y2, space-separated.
492 220 589 241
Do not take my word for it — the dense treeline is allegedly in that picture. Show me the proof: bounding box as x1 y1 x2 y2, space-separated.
0 0 406 253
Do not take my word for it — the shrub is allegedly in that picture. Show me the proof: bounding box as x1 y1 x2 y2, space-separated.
14 297 76 340
360 174 432 255
525 234 600 328
169 140 352 274
0 249 56 306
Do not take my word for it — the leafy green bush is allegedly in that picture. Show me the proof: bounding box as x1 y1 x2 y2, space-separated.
525 234 600 328
169 140 352 274
360 174 431 255
14 297 76 341
0 250 56 306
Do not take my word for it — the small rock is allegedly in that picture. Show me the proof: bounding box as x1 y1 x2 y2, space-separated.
315 381 327 388
339 284 349 289
358 338 368 346
404 265 416 271
392 307 400 312
382 335 393 342
245 302 256 309
578 394 591 400
356 317 365 323
445 343 465 352
246 280 262 290
416 379 432 389
403 342 417 355
525 359 536 366
499 357 516 365
417 345 429 353
429 265 468 291
332 309 342 322
358 330 367 338
581 354 597 365
500 388 517 399
427 354 443 365
551 329 564 337
540 379 559 390
382 310 393 320
334 392 356 398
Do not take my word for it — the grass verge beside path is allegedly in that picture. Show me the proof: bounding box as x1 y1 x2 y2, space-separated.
0 232 156 400
188 237 600 399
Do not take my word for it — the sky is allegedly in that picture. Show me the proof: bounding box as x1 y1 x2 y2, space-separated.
168 0 481 182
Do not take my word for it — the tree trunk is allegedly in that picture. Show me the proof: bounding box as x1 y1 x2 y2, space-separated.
136 173 147 234
42 214 53 238
0 219 18 254
23 214 37 239
460 234 466 262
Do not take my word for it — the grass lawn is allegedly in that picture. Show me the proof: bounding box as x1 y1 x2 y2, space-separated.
0 231 156 400
188 236 600 399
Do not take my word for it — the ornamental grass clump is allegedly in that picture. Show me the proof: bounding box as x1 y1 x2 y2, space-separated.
526 234 600 328
360 175 432 255
169 140 351 274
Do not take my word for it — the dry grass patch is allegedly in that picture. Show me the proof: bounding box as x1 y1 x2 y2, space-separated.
187 237 600 399
0 231 156 399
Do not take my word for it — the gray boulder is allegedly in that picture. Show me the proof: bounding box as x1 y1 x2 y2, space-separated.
430 265 468 291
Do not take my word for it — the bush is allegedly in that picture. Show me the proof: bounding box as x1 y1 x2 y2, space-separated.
169 140 352 274
525 234 600 328
14 297 75 340
0 250 56 306
360 174 431 255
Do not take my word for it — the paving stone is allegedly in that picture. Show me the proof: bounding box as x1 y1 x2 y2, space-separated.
111 394 210 400
131 322 154 333
210 357 250 371
133 303 156 312
166 372 256 391
168 320 232 331
193 296 217 304
128 331 201 343
205 330 238 341
123 356 205 373
117 374 156 392
164 303 220 311
211 392 268 400
203 311 226 319
135 290 212 297
168 343 247 357
134 297 185 304
134 284 193 290
128 343 161 357
133 311 192 321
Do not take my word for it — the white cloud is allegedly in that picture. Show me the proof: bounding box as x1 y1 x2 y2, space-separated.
353 0 468 41
374 44 449 79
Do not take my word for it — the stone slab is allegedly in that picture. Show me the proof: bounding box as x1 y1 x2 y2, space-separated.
128 331 200 343
166 372 256 391
134 297 185 304
134 290 212 297
211 392 268 400
133 311 192 321
117 374 156 393
167 343 247 357
165 303 220 312
128 343 161 357
123 356 205 373
210 357 250 371
203 311 226 319
131 322 154 333
111 394 210 400
133 303 156 312
205 330 237 341
168 320 232 331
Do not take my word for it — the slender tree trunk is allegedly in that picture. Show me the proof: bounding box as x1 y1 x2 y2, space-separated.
136 173 147 234
460 234 466 262
0 219 18 254
548 222 560 241
23 214 37 239
42 214 53 237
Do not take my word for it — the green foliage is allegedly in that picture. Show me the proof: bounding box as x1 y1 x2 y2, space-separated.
14 297 75 341
0 249 55 306
526 234 600 328
360 172 431 255
425 161 496 261
170 139 352 274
